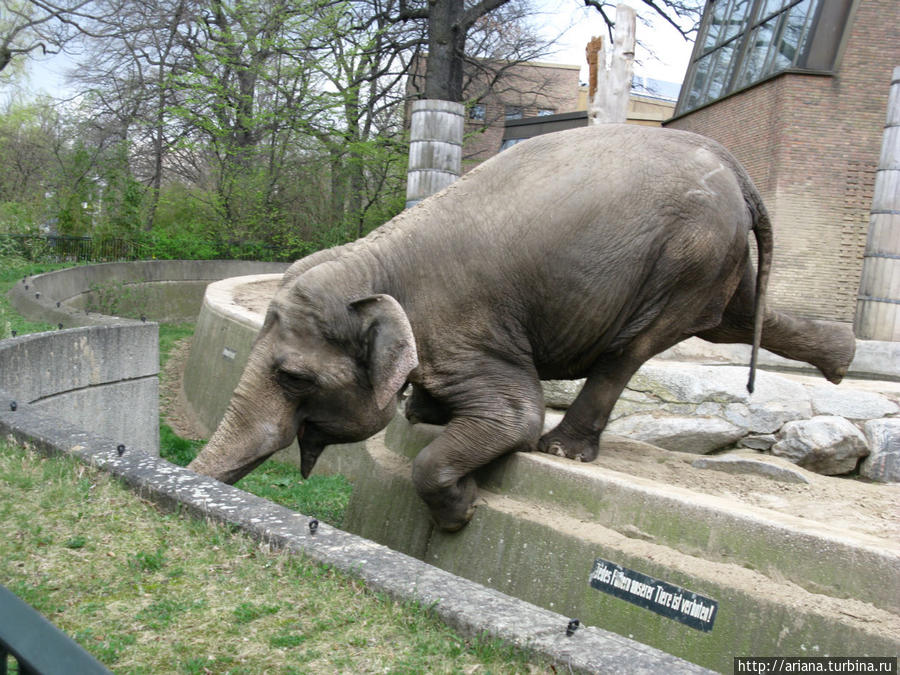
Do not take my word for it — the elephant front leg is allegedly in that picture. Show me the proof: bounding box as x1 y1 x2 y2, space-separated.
411 403 543 531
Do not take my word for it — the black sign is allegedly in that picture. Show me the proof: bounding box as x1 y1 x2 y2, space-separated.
589 557 718 632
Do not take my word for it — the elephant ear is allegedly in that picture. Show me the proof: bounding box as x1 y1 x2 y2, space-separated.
350 295 418 410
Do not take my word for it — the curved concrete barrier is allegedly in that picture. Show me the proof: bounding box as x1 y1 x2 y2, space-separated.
8 260 290 327
1 269 705 674
0 324 159 454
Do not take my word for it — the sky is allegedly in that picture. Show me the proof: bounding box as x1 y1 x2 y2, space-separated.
10 0 698 100
535 0 697 86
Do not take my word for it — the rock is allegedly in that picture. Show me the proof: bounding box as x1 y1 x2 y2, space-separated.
771 416 869 475
807 385 899 420
722 400 810 435
542 409 565 434
543 380 583 409
606 413 745 454
860 419 900 483
691 455 810 484
627 363 752 404
739 434 777 451
610 389 676 420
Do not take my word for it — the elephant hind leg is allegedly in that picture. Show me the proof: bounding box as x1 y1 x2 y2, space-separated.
539 288 732 462
698 266 856 384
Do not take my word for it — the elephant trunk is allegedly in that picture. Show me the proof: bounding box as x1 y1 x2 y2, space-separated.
188 350 300 484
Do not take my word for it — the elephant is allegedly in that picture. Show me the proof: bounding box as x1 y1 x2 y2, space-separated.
188 124 856 531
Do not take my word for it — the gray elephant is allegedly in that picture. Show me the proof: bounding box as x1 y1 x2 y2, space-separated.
188 124 855 531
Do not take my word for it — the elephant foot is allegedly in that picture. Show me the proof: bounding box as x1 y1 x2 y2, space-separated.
420 474 479 532
811 321 856 384
538 426 600 463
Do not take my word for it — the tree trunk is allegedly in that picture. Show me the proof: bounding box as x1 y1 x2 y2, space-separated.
424 0 467 101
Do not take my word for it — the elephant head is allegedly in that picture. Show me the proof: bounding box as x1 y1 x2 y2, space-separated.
188 278 418 484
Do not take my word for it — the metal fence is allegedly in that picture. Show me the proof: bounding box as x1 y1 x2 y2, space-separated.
0 234 144 263
0 584 111 674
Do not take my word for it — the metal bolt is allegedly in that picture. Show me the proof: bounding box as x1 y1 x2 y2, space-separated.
57 301 61 308
35 292 40 299
11 331 16 338
566 618 580 637
24 285 28 290
140 314 147 323
58 323 63 330
117 444 126 456
10 401 17 411
308 518 319 535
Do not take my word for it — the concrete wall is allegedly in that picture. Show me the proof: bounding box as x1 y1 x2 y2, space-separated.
0 324 160 455
182 275 284 437
8 260 290 327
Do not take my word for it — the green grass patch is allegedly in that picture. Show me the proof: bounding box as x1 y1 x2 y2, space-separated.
157 322 195 365
0 259 73 338
0 440 546 673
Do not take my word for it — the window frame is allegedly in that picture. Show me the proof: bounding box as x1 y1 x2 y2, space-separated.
675 0 851 116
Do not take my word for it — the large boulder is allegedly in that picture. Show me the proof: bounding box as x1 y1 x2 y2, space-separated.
606 413 745 454
771 416 869 475
860 419 900 483
807 385 898 420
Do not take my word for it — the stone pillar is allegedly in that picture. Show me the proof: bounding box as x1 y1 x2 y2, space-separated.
405 99 464 209
855 66 900 341
589 4 635 125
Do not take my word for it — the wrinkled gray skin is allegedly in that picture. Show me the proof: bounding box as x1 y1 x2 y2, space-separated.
188 125 855 531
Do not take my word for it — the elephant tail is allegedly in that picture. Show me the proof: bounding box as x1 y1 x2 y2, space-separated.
747 193 773 394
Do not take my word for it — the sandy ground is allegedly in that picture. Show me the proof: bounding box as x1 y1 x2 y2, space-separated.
162 277 900 546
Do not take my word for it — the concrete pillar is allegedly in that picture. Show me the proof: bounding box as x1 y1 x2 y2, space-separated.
589 4 635 125
405 99 464 209
855 66 900 341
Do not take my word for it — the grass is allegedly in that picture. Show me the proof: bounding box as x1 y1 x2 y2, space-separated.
1 257 548 671
0 259 72 338
0 439 547 673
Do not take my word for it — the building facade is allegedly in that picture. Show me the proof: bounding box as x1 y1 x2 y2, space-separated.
407 58 678 170
666 0 899 324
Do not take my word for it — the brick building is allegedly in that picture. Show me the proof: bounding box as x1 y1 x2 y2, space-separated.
407 58 583 169
407 58 678 170
665 0 899 324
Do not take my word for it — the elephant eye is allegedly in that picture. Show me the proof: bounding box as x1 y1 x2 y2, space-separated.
276 368 318 397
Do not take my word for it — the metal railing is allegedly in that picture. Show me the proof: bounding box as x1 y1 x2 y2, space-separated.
0 234 143 263
0 585 111 674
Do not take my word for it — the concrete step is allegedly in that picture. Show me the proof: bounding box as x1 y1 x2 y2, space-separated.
319 415 900 673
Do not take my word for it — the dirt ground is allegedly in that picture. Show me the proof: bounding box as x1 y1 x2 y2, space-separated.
162 277 900 546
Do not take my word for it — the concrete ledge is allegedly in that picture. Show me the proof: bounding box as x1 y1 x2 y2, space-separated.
7 260 290 327
0 324 159 454
333 418 900 672
0 394 709 674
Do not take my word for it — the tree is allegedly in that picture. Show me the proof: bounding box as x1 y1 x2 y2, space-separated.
0 0 128 75
367 0 702 103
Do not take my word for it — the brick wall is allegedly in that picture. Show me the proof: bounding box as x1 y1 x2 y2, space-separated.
666 0 898 323
461 62 582 169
